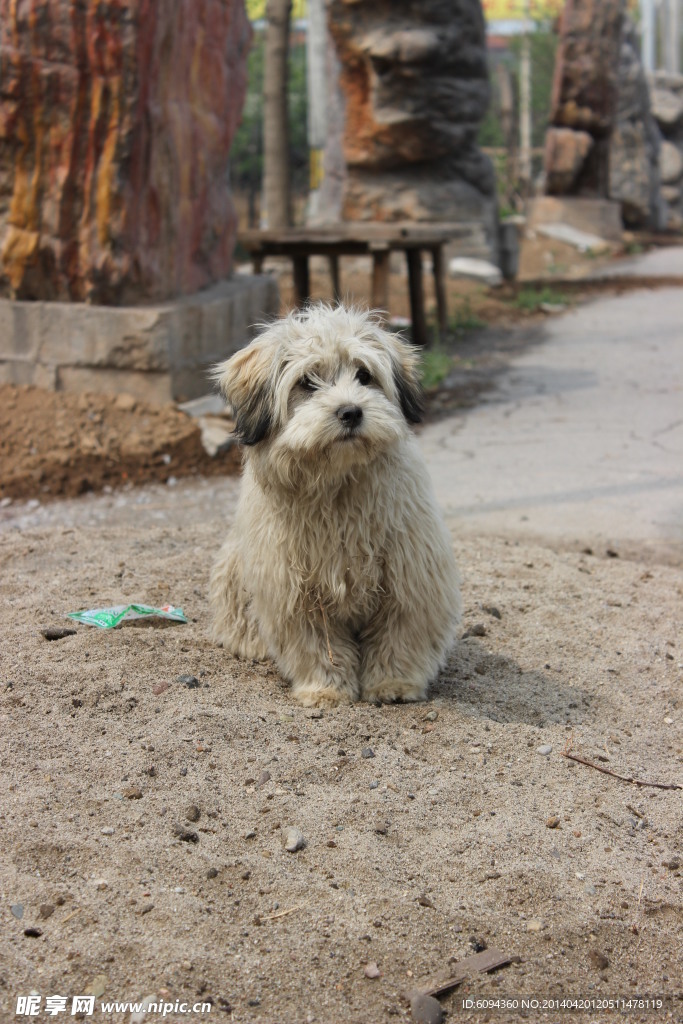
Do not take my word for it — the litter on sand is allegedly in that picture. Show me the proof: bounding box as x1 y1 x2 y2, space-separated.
414 947 518 998
67 604 188 629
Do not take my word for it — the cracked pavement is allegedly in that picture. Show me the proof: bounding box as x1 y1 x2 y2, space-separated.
421 280 683 565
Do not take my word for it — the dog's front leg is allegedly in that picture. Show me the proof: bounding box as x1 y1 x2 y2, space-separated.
359 604 451 704
271 611 361 708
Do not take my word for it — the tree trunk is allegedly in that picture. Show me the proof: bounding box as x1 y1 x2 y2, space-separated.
262 0 292 228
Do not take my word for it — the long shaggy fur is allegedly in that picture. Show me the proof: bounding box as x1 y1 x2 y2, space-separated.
210 304 461 707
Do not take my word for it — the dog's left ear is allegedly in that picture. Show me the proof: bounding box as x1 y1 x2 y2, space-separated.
212 334 278 446
389 336 424 424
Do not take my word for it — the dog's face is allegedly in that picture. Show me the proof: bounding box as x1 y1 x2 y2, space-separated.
214 305 423 482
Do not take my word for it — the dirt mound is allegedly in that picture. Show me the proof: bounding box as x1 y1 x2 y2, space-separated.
0 386 241 502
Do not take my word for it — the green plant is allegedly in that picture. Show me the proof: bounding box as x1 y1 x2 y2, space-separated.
420 349 453 390
451 298 487 334
512 286 568 312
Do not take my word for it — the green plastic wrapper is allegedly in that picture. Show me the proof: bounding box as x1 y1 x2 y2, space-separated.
67 604 188 629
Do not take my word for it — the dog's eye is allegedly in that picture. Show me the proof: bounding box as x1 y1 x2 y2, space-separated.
299 375 318 393
355 367 373 386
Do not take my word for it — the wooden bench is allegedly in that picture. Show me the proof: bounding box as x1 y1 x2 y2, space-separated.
239 223 458 347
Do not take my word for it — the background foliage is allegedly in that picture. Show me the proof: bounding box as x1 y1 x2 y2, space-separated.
230 31 309 224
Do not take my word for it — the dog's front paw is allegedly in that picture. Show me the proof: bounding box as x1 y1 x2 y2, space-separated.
361 678 428 704
292 682 357 708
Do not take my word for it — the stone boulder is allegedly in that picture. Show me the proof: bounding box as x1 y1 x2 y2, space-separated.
660 140 683 184
648 73 683 225
545 0 626 196
319 0 497 257
0 0 251 304
550 0 625 135
608 15 664 229
544 128 593 193
650 88 683 130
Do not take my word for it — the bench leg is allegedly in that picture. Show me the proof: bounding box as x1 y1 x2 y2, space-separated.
292 256 310 308
432 245 448 342
329 255 341 304
406 249 428 347
371 250 390 313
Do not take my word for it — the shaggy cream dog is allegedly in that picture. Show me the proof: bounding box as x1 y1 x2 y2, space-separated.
210 304 461 707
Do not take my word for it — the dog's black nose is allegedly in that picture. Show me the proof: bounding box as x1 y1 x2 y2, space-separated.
336 404 363 429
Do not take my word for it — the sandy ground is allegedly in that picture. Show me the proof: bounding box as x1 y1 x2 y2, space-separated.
1 490 681 1024
1 255 682 1023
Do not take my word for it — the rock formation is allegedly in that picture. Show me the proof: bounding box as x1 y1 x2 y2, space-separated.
545 0 626 197
608 16 664 229
318 0 497 254
0 0 251 304
650 72 683 228
544 0 665 229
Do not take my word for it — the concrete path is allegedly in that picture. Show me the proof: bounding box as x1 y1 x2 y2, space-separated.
590 243 683 278
422 282 683 563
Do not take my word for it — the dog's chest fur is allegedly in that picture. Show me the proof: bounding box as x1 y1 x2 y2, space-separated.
284 476 386 618
245 460 393 623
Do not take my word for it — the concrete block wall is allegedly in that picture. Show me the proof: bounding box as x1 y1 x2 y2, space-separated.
0 275 279 404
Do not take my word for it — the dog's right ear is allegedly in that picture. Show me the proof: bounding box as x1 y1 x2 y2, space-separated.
212 338 276 446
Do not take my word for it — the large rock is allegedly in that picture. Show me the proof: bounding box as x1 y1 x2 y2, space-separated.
319 0 497 257
608 16 664 228
650 88 683 130
646 72 683 226
329 2 490 170
544 128 593 193
660 140 683 184
550 0 626 136
545 0 626 197
0 1 251 304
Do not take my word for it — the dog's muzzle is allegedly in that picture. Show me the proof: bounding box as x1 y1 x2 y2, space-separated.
336 404 363 434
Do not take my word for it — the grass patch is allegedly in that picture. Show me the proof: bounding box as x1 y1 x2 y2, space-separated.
420 349 453 390
451 298 487 334
511 286 568 312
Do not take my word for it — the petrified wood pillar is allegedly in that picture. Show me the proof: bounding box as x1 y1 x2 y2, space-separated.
0 0 251 304
545 0 626 196
319 0 496 246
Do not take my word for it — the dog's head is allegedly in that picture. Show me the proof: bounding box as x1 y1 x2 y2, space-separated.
213 304 423 481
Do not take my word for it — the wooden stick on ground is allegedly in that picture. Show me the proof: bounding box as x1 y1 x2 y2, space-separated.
560 746 681 791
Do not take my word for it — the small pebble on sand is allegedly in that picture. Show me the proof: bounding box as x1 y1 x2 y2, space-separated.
589 950 609 970
410 993 444 1024
283 827 305 853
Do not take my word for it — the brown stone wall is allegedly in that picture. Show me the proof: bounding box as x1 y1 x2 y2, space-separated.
0 1 251 304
